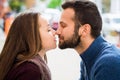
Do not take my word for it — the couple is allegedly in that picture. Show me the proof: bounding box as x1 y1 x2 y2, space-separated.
0 0 120 80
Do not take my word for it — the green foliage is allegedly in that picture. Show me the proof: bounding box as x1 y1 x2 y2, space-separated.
47 0 62 9
40 0 46 1
9 0 23 12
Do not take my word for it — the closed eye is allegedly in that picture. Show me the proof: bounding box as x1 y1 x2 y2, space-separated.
48 29 51 32
60 22 67 28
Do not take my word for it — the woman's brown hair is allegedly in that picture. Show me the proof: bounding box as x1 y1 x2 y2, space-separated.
0 9 42 80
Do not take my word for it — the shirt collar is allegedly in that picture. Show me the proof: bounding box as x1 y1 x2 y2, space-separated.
80 35 106 73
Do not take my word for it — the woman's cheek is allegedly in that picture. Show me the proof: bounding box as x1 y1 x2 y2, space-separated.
48 31 53 36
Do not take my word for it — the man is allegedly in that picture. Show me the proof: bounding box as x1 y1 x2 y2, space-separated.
56 0 120 80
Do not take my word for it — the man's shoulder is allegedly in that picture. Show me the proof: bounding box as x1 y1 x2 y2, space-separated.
92 52 120 74
91 51 120 80
95 52 120 66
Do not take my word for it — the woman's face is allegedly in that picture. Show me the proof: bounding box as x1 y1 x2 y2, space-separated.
39 15 57 50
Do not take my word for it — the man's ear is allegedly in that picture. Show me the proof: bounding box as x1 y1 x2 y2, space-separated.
78 26 83 36
78 24 91 36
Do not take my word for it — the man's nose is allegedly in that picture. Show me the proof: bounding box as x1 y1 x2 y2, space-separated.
56 26 61 35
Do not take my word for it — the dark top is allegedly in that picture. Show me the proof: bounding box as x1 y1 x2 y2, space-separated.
5 55 51 80
80 36 120 80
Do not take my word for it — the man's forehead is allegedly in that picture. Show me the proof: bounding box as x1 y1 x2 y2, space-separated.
62 8 75 16
61 8 75 21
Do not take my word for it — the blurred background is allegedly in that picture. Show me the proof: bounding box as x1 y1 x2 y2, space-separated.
0 0 120 80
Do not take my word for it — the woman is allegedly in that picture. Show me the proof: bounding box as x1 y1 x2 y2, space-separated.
0 9 57 80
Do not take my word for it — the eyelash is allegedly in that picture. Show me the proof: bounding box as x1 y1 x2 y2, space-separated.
48 29 50 32
48 28 51 32
61 24 66 28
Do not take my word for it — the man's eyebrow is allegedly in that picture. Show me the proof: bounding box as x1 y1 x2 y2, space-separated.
60 21 65 24
60 21 63 24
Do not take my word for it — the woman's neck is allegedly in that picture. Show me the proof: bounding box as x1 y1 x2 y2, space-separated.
38 49 47 61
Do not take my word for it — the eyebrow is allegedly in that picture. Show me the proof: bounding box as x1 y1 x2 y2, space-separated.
60 21 63 24
59 21 67 28
60 21 66 25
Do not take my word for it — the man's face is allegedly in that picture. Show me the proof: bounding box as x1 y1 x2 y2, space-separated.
56 8 80 49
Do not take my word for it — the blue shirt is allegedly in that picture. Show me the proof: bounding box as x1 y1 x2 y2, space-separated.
80 36 120 80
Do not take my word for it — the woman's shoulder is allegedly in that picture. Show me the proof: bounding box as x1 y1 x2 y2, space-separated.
6 61 41 80
15 61 40 73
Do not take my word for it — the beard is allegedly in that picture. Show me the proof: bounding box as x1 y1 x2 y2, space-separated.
58 30 80 49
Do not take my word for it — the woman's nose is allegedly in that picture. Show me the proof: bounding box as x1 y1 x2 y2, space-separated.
52 29 57 36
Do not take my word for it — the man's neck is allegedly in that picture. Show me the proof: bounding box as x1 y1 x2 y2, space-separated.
75 37 95 55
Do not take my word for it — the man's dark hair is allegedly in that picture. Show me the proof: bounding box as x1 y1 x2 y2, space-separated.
62 0 102 38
